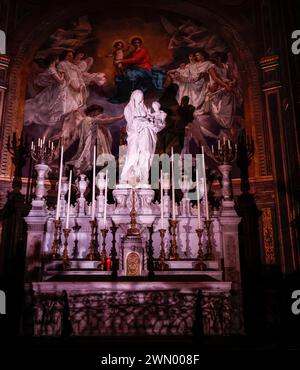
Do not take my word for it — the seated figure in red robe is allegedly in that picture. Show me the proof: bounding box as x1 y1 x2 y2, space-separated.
119 37 152 72
109 37 165 103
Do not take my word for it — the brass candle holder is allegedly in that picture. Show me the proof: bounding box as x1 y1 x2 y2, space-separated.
156 229 169 270
97 228 108 270
86 219 100 260
51 218 62 259
204 219 214 260
127 187 140 236
194 228 206 270
62 228 71 270
169 219 179 260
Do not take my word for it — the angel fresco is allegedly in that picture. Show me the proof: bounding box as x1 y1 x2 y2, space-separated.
49 105 123 173
23 12 244 176
24 55 66 128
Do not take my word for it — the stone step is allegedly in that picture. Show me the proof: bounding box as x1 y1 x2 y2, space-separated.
43 269 222 281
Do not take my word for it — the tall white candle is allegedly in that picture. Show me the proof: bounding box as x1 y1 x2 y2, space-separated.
203 156 209 220
204 178 209 220
91 145 96 220
103 169 108 228
171 147 176 220
160 169 164 229
196 169 201 229
66 170 72 229
55 145 64 220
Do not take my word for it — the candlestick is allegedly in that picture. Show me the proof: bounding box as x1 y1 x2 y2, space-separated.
196 169 201 229
91 145 96 220
160 170 164 229
51 218 62 259
171 147 176 221
56 145 64 220
110 222 118 278
62 228 71 270
127 188 140 236
204 219 214 260
156 228 169 270
65 170 72 229
103 169 108 228
194 228 206 270
86 219 100 260
169 219 179 260
97 228 108 270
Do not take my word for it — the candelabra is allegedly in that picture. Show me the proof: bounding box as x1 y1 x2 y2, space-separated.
212 139 238 201
86 219 100 260
212 139 237 165
97 228 108 270
204 219 214 260
62 228 71 270
156 229 169 270
30 137 55 203
30 138 55 164
194 228 206 270
169 219 179 260
51 218 62 259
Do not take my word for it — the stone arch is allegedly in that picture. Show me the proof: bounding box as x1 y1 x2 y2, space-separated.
0 0 267 178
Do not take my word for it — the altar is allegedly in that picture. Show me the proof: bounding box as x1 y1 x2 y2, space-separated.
23 166 243 336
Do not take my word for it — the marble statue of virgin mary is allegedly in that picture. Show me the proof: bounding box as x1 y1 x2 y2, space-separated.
120 90 166 185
